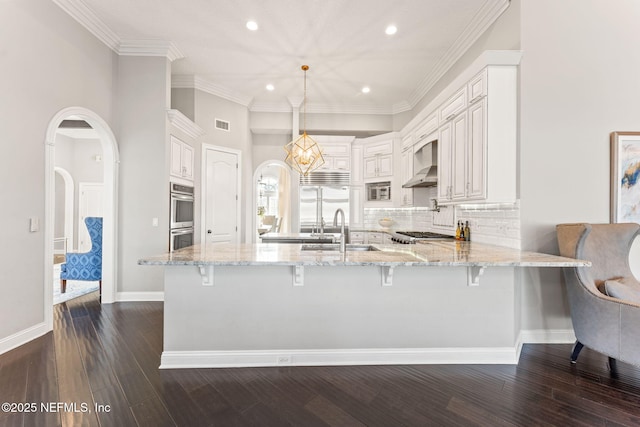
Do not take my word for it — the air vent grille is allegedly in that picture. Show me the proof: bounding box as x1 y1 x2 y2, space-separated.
215 118 230 132
299 171 351 186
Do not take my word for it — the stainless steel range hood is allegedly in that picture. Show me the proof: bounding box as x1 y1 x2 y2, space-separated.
402 140 438 188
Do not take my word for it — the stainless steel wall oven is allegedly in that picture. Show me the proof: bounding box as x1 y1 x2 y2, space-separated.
170 182 194 251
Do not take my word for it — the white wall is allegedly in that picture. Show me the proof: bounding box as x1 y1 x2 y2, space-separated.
54 135 103 249
519 0 640 330
0 0 115 341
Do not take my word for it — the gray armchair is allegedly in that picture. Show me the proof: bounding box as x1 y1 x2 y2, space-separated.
556 223 640 368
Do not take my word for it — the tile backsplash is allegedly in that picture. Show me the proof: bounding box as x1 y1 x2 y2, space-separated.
364 200 521 249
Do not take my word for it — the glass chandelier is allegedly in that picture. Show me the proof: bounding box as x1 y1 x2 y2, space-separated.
284 65 324 176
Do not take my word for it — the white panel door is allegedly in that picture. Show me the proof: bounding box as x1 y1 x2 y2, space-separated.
78 182 104 252
204 147 240 245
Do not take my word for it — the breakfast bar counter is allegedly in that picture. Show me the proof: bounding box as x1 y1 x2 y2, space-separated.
139 242 588 369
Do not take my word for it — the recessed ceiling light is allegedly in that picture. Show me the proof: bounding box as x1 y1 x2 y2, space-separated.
362 86 371 94
266 84 274 91
385 25 397 35
246 21 258 31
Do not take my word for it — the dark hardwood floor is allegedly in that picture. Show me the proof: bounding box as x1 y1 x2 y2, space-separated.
1 292 640 427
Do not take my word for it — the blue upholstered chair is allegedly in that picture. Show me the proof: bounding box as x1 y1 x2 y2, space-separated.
60 217 102 294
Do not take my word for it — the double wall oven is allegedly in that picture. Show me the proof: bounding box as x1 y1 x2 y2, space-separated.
170 182 194 251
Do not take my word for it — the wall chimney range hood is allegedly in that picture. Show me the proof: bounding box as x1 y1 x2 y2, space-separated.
402 140 438 188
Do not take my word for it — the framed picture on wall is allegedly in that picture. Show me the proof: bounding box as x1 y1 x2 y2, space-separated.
611 131 640 223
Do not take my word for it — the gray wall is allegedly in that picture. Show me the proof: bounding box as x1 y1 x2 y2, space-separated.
0 0 116 340
187 89 254 242
519 0 640 330
394 0 521 131
116 56 171 294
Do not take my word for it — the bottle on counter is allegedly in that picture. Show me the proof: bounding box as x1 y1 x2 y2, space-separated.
455 221 461 240
464 221 471 242
459 221 465 241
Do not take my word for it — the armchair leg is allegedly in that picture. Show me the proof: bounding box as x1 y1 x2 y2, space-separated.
61 279 67 294
99 280 102 302
570 341 584 364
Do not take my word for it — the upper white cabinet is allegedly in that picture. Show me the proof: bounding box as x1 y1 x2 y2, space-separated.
400 146 414 206
363 139 393 179
170 135 194 181
437 66 517 204
438 86 467 123
167 109 205 184
317 140 351 171
351 144 364 184
400 51 521 206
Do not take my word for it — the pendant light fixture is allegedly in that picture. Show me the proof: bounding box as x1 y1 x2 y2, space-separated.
284 65 324 176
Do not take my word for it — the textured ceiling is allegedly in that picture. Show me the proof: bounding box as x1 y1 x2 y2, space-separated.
55 0 510 114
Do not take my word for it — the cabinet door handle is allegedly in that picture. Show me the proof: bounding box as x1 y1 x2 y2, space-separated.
445 113 456 121
469 94 483 105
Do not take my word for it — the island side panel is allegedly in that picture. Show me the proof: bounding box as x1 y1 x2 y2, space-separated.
163 265 517 366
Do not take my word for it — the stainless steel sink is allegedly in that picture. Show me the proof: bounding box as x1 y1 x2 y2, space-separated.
301 244 379 252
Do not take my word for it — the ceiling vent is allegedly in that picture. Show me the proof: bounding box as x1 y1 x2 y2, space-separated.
215 118 230 132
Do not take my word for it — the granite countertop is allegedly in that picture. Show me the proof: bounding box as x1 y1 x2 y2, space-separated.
260 232 341 240
139 241 590 268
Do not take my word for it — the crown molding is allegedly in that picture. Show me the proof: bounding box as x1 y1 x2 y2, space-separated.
52 0 120 50
118 40 184 62
167 109 205 139
407 0 510 108
53 0 184 61
172 75 254 107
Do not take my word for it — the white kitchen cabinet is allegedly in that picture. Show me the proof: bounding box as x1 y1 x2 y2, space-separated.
319 156 350 171
317 142 351 171
363 139 393 179
349 231 365 244
414 112 439 146
364 153 393 179
438 86 467 123
438 111 468 202
366 232 384 244
170 135 194 181
437 66 516 204
351 144 363 184
467 97 486 199
349 186 364 228
400 147 414 206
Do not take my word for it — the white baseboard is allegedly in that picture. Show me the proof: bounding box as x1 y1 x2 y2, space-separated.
160 346 521 369
116 291 164 302
0 322 50 355
519 328 576 344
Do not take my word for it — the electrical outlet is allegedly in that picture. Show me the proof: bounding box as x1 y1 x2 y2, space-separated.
276 355 292 365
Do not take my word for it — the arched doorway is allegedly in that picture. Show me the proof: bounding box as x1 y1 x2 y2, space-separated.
44 107 119 327
53 167 74 256
253 160 292 242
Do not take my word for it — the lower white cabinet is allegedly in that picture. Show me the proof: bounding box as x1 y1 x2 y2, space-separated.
349 231 365 244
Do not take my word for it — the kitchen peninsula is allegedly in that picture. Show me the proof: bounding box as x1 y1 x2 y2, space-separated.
139 242 588 368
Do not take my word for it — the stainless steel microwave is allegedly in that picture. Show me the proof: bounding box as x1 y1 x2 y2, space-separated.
366 182 391 201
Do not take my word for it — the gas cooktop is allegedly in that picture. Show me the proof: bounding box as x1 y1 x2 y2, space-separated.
391 231 454 244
